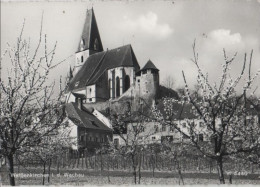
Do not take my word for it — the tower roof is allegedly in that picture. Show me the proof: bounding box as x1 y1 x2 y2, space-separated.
141 60 159 71
77 8 103 53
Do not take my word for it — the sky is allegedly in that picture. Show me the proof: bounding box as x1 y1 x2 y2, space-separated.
1 0 260 95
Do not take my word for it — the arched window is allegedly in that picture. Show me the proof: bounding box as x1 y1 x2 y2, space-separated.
124 75 130 92
81 56 84 63
108 79 111 98
116 76 120 97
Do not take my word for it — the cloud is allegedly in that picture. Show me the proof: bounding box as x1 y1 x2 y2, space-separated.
121 12 173 39
209 29 241 46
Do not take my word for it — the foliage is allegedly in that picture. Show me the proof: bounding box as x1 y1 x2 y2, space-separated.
152 41 260 184
0 18 68 185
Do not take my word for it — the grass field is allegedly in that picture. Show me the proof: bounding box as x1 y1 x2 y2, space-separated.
1 166 260 185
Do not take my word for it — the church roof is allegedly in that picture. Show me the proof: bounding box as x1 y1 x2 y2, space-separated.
77 8 103 53
141 60 159 71
68 44 140 91
65 102 112 131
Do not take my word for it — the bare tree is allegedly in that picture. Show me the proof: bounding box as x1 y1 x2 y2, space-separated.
22 121 75 185
152 41 260 184
109 101 156 184
0 18 68 186
162 75 175 89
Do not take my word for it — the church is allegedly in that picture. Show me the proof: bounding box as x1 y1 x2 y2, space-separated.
64 8 162 151
66 8 160 106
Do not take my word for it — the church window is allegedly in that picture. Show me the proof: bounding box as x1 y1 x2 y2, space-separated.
81 56 84 63
116 76 120 97
124 75 130 92
108 79 111 98
90 88 92 93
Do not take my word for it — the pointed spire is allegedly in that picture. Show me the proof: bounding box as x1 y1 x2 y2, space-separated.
77 8 103 53
141 59 159 71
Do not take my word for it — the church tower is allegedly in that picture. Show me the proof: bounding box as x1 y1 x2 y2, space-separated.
135 60 159 104
74 8 104 75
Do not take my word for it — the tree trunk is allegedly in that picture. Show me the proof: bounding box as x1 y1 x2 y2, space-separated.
229 174 232 184
7 154 15 186
138 152 142 184
85 152 88 169
177 161 184 185
48 159 52 183
132 154 137 184
107 155 111 183
42 161 46 185
57 156 60 173
100 153 103 172
217 157 225 184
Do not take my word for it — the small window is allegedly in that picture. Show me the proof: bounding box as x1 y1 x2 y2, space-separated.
152 136 156 140
89 98 92 102
81 56 84 63
182 123 186 128
114 138 119 149
90 88 92 92
162 125 166 132
198 134 204 142
138 79 140 83
142 70 147 74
